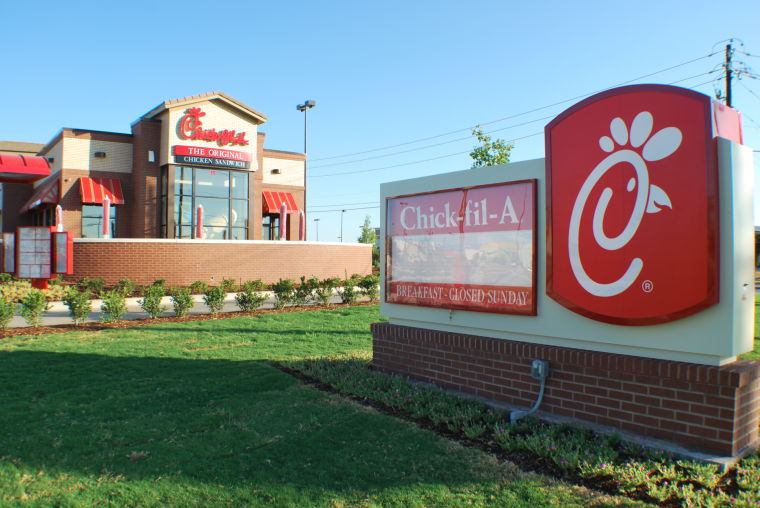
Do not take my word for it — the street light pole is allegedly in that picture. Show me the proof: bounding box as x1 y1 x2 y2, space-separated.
313 217 320 241
296 100 316 238
340 209 346 242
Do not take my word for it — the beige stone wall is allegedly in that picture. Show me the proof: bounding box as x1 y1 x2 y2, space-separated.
63 138 133 173
262 156 305 186
160 99 258 169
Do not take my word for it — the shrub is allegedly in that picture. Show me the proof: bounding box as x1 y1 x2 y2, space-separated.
189 281 209 295
63 288 92 325
151 279 166 288
140 285 167 318
20 289 50 327
293 276 313 306
0 273 13 284
170 287 194 317
221 278 237 292
235 285 267 312
314 277 339 306
358 274 380 302
0 281 64 304
49 274 65 286
0 296 15 329
336 274 361 304
115 278 136 296
101 290 128 323
77 277 105 296
271 278 295 309
241 279 266 292
203 286 226 315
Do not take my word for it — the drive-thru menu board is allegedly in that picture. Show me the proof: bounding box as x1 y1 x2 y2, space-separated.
17 227 52 279
385 180 536 314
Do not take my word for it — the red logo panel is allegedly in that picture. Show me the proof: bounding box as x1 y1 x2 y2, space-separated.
546 85 719 325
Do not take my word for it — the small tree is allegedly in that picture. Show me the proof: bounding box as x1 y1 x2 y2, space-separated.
203 286 226 315
470 126 513 168
170 287 194 317
0 296 15 329
314 277 338 306
357 215 377 244
140 285 167 319
63 288 92 325
357 215 380 271
20 289 50 327
271 279 295 309
358 274 380 302
101 290 128 323
235 285 267 312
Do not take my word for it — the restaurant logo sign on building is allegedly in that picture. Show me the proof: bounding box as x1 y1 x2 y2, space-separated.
178 107 249 146
173 145 251 169
546 85 720 325
385 181 536 314
173 107 252 169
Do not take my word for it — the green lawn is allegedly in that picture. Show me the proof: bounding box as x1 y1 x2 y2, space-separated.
0 307 632 507
737 302 760 361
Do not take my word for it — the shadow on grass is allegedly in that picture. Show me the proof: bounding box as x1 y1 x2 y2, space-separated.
0 350 528 504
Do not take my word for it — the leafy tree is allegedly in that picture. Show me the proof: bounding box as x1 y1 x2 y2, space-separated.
357 215 377 244
469 126 513 168
357 215 380 269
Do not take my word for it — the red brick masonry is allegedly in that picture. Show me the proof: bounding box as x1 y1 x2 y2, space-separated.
372 322 760 456
69 240 371 286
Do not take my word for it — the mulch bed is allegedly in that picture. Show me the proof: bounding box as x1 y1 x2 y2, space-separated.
275 364 718 507
1 301 377 339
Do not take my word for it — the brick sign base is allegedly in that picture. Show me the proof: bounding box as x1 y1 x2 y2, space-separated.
372 322 760 456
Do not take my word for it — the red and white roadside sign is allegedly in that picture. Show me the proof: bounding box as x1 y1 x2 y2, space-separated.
546 84 742 325
386 180 536 315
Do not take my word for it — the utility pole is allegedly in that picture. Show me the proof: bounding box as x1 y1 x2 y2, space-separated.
725 43 734 107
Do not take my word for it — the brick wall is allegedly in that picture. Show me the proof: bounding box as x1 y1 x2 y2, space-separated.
372 322 760 456
130 119 162 238
69 239 372 286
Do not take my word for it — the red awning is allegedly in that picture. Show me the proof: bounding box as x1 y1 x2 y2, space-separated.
0 154 50 184
19 175 60 213
262 191 299 213
79 177 125 204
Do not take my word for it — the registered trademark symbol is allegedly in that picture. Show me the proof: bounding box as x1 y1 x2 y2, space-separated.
641 280 654 293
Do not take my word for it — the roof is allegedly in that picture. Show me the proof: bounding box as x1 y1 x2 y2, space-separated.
141 91 268 124
0 141 45 155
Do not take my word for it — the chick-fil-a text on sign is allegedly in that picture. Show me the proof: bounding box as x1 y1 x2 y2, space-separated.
385 180 536 315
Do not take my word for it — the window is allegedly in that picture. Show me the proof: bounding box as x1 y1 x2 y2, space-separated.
32 206 55 227
262 214 280 240
170 167 249 239
82 205 117 238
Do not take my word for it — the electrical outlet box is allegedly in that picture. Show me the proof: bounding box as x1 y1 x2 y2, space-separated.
531 360 550 380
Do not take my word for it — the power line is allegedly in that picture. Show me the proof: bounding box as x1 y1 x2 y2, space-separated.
310 131 543 178
308 71 718 174
310 52 718 163
308 205 380 213
738 80 760 103
310 200 378 208
309 72 722 180
309 114 556 170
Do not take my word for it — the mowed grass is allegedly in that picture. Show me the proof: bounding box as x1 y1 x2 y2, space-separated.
0 307 629 507
737 302 760 361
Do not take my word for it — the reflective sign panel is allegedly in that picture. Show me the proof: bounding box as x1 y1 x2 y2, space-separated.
385 180 536 315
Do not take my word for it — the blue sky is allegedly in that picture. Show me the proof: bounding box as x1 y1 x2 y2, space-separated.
2 0 759 240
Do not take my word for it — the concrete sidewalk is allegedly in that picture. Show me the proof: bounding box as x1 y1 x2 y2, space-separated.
9 292 283 328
